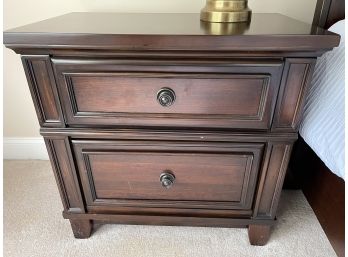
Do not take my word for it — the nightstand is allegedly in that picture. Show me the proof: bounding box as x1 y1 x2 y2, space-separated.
4 13 339 245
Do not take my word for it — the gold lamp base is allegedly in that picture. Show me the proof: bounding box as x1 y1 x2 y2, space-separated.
200 0 252 23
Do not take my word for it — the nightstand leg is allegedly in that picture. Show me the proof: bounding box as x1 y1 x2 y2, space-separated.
248 224 271 246
69 219 93 239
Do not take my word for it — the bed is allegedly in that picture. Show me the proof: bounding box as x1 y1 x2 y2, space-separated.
300 5 345 181
288 0 345 256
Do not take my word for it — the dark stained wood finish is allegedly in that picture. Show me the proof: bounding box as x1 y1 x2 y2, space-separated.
83 205 252 218
70 76 267 120
40 127 299 142
44 138 86 213
272 58 316 132
304 165 345 257
289 137 345 257
69 219 93 239
248 224 271 246
64 212 275 228
72 140 263 212
254 143 292 219
313 0 345 29
52 58 283 129
4 12 339 245
14 49 334 59
3 13 339 53
84 153 251 201
305 170 344 257
21 56 64 127
3 13 332 36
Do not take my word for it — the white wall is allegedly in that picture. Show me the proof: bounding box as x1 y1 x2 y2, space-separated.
3 0 317 158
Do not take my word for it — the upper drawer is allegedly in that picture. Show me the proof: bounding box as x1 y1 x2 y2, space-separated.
52 59 283 129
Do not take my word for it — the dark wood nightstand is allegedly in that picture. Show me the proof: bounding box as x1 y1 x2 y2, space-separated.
4 12 339 245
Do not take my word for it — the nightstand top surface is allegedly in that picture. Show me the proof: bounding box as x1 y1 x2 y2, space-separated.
4 13 340 52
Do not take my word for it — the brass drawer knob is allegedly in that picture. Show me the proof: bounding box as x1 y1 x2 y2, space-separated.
157 88 176 107
160 171 175 188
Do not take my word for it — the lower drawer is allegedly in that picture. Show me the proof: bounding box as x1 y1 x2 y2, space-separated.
72 140 264 214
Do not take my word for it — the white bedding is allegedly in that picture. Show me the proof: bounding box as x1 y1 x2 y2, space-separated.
299 20 345 180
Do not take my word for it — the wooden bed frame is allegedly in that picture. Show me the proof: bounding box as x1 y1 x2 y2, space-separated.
288 1 345 256
313 0 345 29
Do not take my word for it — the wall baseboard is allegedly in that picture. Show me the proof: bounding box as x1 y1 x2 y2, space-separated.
4 137 49 160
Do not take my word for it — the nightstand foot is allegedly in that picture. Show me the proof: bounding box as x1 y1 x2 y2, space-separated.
69 219 93 239
248 224 271 246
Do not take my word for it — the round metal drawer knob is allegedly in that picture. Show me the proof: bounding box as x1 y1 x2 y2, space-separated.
160 171 175 188
157 88 176 107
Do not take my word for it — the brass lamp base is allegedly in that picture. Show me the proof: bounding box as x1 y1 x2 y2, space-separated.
200 0 252 23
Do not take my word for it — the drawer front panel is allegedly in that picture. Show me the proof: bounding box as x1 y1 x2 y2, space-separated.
71 76 265 116
53 59 283 129
72 140 264 211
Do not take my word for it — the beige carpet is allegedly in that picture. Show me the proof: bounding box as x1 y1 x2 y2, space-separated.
4 160 337 257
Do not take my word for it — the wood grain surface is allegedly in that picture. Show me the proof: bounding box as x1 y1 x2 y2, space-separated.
53 58 283 129
4 13 340 53
72 140 263 212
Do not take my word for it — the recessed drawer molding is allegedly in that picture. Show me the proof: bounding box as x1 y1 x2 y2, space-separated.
53 59 283 130
72 140 264 212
